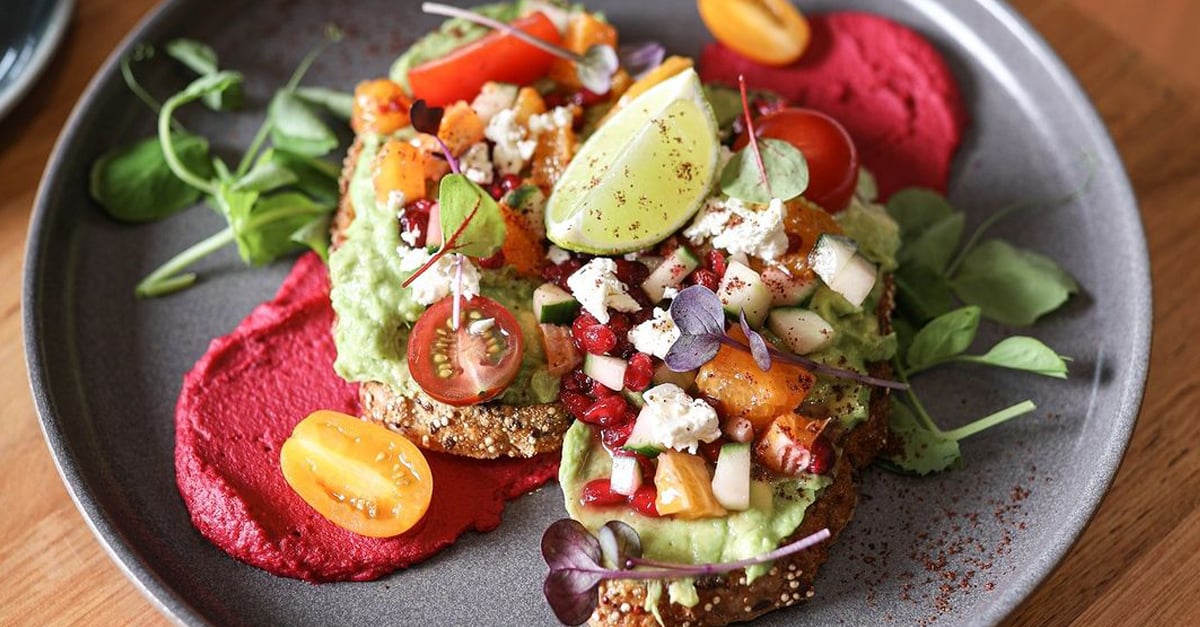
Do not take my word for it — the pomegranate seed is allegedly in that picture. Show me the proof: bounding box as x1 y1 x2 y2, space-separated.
570 88 607 107
690 268 720 291
561 392 592 420
590 378 618 398
634 454 656 480
571 313 600 348
707 250 728 278
613 259 649 287
399 210 430 247
561 369 590 392
543 92 568 109
546 258 584 290
581 324 617 355
477 250 505 269
624 353 654 392
601 422 635 450
581 395 628 427
807 435 836 475
581 479 626 507
499 174 522 193
410 198 435 213
699 439 726 463
607 314 634 357
629 485 660 517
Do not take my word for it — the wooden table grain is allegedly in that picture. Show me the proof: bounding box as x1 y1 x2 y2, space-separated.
1 0 1195 625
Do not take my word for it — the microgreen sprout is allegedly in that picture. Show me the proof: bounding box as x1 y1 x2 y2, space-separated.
401 200 482 288
541 519 830 625
421 2 619 94
738 75 770 196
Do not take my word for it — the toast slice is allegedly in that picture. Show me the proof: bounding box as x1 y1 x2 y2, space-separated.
332 138 571 459
586 278 896 626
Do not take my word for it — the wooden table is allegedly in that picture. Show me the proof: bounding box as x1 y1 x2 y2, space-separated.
1 0 1196 624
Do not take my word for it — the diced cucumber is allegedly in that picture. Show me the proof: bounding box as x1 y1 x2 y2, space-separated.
768 308 837 355
584 354 627 391
610 454 642 496
761 265 818 307
642 245 700 303
533 283 580 324
636 255 665 274
652 361 696 390
808 234 858 285
827 254 877 308
623 408 663 457
711 443 751 511
470 82 519 124
623 389 646 409
717 260 771 328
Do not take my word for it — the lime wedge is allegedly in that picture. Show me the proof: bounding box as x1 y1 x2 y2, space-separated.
545 68 720 255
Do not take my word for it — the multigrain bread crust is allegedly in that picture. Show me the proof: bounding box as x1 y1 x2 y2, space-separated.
333 138 571 459
588 279 896 627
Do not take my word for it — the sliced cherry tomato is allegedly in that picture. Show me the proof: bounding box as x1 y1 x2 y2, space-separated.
408 12 562 107
736 108 860 212
408 295 525 406
279 410 433 538
697 0 810 67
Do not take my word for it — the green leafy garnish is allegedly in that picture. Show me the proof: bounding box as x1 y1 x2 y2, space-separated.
951 239 1079 327
268 90 340 157
164 38 244 111
953 336 1070 378
90 133 212 223
905 306 981 372
294 86 354 121
719 138 809 203
436 174 506 258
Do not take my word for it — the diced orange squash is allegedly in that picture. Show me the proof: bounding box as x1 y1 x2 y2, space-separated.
778 198 845 280
550 13 619 89
755 414 829 476
373 139 428 205
696 327 816 431
436 101 486 156
540 324 582 376
654 451 727 520
352 79 411 135
500 203 547 277
512 87 547 126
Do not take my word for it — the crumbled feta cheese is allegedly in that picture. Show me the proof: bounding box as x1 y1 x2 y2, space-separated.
628 308 681 359
546 245 571 265
468 317 495 335
398 250 480 306
636 384 721 454
400 227 422 247
484 108 537 175
683 196 789 262
566 258 641 323
460 142 494 185
385 190 407 214
662 285 680 300
528 106 574 136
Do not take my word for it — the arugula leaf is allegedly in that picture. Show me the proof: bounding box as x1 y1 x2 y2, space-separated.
882 400 962 476
90 133 212 222
436 174 506 258
268 90 338 157
954 336 1069 378
906 306 981 372
951 239 1079 326
294 86 353 121
894 264 956 327
164 39 243 111
720 138 808 203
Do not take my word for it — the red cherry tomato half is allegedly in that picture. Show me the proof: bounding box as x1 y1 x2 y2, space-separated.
735 108 860 213
408 12 562 107
407 296 525 406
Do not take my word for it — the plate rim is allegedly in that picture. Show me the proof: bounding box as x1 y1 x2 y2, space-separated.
21 1 1152 625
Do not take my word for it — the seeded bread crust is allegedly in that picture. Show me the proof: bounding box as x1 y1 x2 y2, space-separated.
587 278 896 626
333 138 571 459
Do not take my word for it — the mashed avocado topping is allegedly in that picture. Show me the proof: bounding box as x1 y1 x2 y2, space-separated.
560 422 830 606
329 135 557 405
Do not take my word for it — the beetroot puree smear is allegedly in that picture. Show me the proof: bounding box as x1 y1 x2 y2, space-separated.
175 253 558 582
700 12 968 198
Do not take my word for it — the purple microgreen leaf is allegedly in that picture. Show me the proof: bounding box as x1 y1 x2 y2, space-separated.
542 519 603 573
739 310 772 372
544 569 603 626
669 285 726 335
767 344 909 390
597 521 642 570
619 42 666 79
409 99 444 135
665 333 722 372
577 44 619 95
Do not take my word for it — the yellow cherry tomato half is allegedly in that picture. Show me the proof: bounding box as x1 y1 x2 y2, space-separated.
280 410 433 538
697 0 811 67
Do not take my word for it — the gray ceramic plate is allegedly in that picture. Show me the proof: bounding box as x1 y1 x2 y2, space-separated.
0 0 74 121
25 0 1150 625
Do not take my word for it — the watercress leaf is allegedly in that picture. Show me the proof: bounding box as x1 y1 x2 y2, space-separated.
437 174 506 258
234 151 299 193
577 44 619 95
165 38 243 111
894 264 956 327
881 399 962 476
955 336 1069 379
268 90 338 157
664 332 722 372
951 239 1079 327
271 148 341 204
596 521 642 570
900 211 964 273
543 569 603 626
542 519 603 573
290 214 332 263
886 188 954 240
410 99 445 136
294 86 353 121
739 310 772 371
907 306 981 372
668 286 726 336
90 133 213 223
228 190 330 265
720 138 808 203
